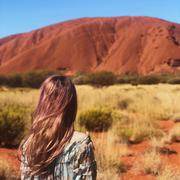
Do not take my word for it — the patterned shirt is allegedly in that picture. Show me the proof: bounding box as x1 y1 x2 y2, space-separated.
21 134 97 180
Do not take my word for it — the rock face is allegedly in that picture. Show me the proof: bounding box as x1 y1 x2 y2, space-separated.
0 16 180 75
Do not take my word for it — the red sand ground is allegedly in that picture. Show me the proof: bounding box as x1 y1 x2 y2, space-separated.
0 120 179 179
0 148 20 176
122 120 180 180
0 16 180 75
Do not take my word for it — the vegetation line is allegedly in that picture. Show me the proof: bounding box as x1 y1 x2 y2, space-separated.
0 70 180 88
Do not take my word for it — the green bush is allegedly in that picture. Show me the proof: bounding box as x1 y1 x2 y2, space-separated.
0 70 57 88
72 71 117 86
117 98 132 110
116 75 139 84
0 104 30 148
72 74 89 85
21 70 57 88
117 128 133 142
87 71 116 86
168 77 180 84
138 75 160 84
115 74 180 85
7 74 23 87
0 75 7 86
155 74 173 83
78 107 113 132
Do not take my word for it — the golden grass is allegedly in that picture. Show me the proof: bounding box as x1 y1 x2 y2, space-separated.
132 149 163 175
171 113 180 122
157 166 180 180
112 112 164 143
91 130 129 179
76 84 180 123
151 123 180 145
1 84 180 117
0 84 180 179
167 124 180 143
150 136 166 149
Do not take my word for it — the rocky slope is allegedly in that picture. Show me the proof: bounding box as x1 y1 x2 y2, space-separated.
0 16 180 75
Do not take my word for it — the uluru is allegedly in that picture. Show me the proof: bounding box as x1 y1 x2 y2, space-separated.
0 16 180 75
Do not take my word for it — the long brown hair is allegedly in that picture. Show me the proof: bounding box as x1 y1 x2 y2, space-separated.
19 75 77 177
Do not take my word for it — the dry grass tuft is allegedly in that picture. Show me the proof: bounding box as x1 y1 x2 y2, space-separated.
150 136 166 149
159 124 180 144
91 130 129 180
113 113 163 144
157 166 180 180
133 149 163 175
171 113 180 123
167 124 180 143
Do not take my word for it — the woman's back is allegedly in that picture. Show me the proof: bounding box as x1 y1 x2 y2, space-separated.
19 75 97 179
21 131 97 180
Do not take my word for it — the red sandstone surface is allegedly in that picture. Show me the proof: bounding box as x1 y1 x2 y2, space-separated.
0 16 180 75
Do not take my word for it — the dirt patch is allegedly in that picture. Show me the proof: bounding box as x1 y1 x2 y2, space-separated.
0 148 20 176
159 120 175 132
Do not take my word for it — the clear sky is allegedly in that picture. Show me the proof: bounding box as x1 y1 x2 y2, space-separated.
0 0 180 38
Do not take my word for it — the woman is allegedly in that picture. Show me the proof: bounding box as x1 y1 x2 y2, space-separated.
19 75 97 180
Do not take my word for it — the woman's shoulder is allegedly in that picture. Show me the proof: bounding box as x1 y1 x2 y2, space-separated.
72 131 96 169
70 131 90 144
72 131 95 158
55 132 97 179
63 131 93 154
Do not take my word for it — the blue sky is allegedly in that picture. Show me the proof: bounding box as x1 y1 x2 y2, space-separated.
0 0 180 38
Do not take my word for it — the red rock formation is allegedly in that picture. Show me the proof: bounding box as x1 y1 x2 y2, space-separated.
0 16 180 75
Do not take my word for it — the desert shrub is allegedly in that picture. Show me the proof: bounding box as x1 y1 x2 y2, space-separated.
156 74 173 83
117 98 132 110
168 77 180 84
73 71 117 86
0 75 9 86
115 76 127 84
116 75 139 84
78 107 113 132
116 128 133 142
6 74 23 87
133 149 163 175
72 73 89 85
87 71 116 86
138 75 160 84
0 70 57 88
0 104 30 147
21 70 57 88
0 158 19 180
114 114 163 143
116 74 178 85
